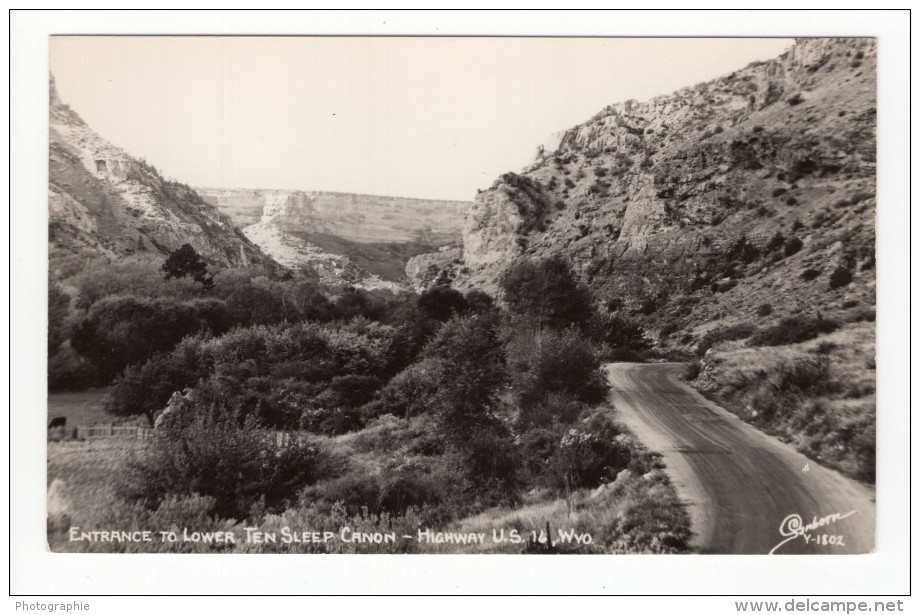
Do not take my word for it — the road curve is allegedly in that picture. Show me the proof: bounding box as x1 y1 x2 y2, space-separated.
606 363 876 554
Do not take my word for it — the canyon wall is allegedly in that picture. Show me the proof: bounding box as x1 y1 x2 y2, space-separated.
49 78 275 280
413 38 876 335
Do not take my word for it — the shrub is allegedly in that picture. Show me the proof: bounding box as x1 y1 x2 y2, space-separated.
588 180 610 196
756 303 774 317
333 287 387 321
48 283 72 354
682 360 702 381
162 243 213 289
784 236 804 257
507 327 608 414
368 358 445 422
501 256 594 330
748 316 840 347
697 322 756 355
787 93 805 106
417 286 470 322
319 374 384 409
764 233 785 253
48 346 101 391
801 268 820 281
828 267 853 289
519 425 566 484
71 256 202 310
772 355 831 393
122 407 323 519
376 460 445 516
71 296 228 382
728 235 763 264
105 339 209 425
301 405 364 436
464 289 495 314
521 392 586 429
460 422 522 500
586 312 650 359
106 318 401 431
658 322 680 339
302 473 381 515
550 413 632 490
423 313 509 443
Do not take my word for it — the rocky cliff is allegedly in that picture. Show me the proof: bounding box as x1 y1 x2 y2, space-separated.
49 77 275 281
198 189 469 245
198 188 470 287
419 38 876 338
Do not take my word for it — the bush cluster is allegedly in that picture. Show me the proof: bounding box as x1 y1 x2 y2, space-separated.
748 316 840 347
697 322 757 355
120 408 324 519
56 248 663 543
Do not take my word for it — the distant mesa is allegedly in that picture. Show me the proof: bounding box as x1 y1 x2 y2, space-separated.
198 187 472 288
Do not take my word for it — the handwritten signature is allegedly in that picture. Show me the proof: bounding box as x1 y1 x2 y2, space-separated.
768 510 856 555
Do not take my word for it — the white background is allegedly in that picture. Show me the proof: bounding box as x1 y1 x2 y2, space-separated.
7 8 913 604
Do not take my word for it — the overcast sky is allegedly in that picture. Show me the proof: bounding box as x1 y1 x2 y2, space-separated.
51 37 792 202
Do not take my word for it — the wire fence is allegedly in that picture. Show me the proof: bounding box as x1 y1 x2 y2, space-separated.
48 424 311 449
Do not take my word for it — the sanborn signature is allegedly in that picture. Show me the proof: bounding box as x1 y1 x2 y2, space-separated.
768 510 856 555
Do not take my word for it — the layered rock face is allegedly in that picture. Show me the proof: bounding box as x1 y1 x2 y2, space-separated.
422 38 876 333
198 187 470 288
198 188 470 245
49 78 274 280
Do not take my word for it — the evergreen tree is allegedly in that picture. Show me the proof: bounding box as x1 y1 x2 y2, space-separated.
162 243 213 289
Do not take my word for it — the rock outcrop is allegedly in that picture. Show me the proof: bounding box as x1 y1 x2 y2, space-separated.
49 77 275 280
417 38 876 335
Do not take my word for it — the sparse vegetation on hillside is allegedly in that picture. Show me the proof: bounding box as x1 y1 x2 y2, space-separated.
748 315 840 347
689 323 875 483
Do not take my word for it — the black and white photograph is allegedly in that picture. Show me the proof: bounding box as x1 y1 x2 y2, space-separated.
9 8 912 600
43 33 879 556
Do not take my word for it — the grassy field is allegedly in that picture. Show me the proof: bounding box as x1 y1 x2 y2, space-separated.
48 439 143 551
47 387 128 425
48 439 248 553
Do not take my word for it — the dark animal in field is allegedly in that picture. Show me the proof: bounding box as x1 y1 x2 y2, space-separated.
48 416 66 429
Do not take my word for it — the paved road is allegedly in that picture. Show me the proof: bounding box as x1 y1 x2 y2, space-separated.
606 363 876 554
